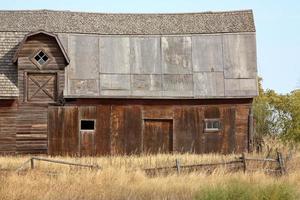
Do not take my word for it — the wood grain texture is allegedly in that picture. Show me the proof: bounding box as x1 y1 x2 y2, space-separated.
0 100 17 154
48 99 252 156
15 32 66 154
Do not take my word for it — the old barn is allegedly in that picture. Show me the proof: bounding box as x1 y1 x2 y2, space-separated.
0 10 257 155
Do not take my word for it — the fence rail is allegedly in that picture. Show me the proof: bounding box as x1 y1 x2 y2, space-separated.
144 152 287 176
13 152 287 176
15 157 100 172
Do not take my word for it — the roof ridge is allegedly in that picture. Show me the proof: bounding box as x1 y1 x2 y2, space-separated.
0 9 253 15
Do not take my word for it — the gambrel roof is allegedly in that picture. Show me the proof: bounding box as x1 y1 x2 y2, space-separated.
0 9 257 99
12 30 70 64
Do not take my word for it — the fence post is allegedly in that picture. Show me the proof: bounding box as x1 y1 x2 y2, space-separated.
30 158 34 169
241 153 247 173
175 159 180 174
277 151 286 175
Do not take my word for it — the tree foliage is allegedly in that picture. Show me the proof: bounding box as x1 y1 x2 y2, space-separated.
253 78 300 143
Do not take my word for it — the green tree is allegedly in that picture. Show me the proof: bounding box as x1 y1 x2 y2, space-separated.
253 78 300 143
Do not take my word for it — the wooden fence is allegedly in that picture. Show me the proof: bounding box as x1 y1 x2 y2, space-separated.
14 152 286 176
144 152 286 176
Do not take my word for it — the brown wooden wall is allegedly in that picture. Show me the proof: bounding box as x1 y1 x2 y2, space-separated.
16 33 65 154
0 100 17 154
48 99 252 156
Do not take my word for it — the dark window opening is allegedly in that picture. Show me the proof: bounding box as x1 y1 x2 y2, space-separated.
34 50 49 66
80 120 95 131
204 119 221 132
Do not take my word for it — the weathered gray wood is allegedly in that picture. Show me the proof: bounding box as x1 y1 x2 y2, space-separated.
224 78 257 96
241 153 246 173
175 159 180 174
31 157 100 169
68 35 99 79
162 36 192 74
61 33 257 98
130 37 161 74
57 33 69 52
131 74 162 96
100 74 130 90
100 37 130 74
100 74 131 96
192 35 223 72
277 152 286 175
69 79 99 95
193 72 224 97
162 74 193 97
223 33 257 78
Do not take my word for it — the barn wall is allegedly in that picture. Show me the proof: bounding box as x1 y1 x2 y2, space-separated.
48 99 252 155
16 34 65 154
63 33 257 98
0 100 17 154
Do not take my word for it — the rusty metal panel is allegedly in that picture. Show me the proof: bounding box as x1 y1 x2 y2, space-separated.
68 35 99 79
62 106 79 155
110 106 142 155
162 74 193 97
224 78 257 97
131 74 162 96
100 37 130 74
80 131 94 156
78 106 97 156
192 35 223 72
235 105 250 152
143 119 173 154
124 106 142 154
95 105 111 155
193 72 224 97
142 106 174 119
222 107 236 153
174 106 203 153
161 36 192 74
48 106 63 155
223 33 257 78
69 79 99 96
130 37 161 74
100 74 131 96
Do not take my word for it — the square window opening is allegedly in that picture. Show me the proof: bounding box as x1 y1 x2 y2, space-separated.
34 50 49 66
80 120 95 131
204 119 220 132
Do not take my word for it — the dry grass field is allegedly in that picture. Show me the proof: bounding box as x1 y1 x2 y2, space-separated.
0 141 300 200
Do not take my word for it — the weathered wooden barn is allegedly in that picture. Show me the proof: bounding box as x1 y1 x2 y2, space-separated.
0 10 257 155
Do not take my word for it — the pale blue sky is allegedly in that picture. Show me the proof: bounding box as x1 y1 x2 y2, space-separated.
1 0 300 94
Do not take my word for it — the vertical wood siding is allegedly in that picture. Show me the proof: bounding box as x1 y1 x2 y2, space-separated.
48 100 252 156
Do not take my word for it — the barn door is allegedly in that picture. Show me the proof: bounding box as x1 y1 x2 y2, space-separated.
26 73 57 103
143 119 173 154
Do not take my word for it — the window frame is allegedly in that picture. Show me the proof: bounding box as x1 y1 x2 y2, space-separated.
80 119 96 132
204 118 221 132
30 49 52 69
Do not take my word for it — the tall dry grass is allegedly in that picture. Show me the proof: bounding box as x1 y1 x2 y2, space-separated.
0 150 299 200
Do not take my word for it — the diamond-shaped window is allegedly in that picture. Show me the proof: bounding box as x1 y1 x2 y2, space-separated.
34 50 49 66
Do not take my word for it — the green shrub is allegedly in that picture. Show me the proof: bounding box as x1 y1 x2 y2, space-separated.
195 179 297 200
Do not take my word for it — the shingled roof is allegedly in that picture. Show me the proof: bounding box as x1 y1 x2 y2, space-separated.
0 9 255 35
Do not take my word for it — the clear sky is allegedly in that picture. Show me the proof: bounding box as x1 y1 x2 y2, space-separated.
1 0 300 94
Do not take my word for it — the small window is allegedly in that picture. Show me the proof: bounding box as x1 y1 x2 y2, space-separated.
204 119 220 132
80 120 95 131
34 50 49 66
